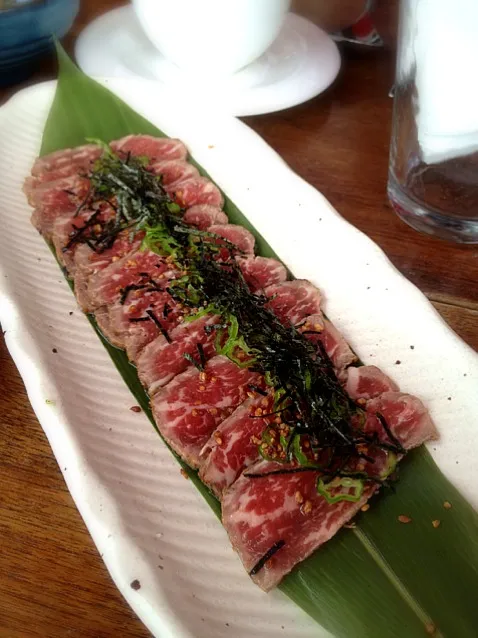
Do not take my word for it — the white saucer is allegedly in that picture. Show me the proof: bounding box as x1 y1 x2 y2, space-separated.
75 7 341 117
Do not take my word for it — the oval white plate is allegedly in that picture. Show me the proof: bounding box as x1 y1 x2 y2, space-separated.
0 79 477 638
75 8 341 116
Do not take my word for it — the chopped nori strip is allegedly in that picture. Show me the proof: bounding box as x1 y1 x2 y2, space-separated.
183 352 204 372
197 343 206 369
376 413 406 454
120 284 147 305
73 185 92 217
119 280 162 305
245 467 320 479
163 303 172 318
83 237 97 252
249 540 285 576
146 309 171 343
62 210 101 251
248 384 267 396
357 451 376 464
129 316 150 322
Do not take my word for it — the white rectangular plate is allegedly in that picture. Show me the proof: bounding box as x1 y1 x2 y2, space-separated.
1 78 477 638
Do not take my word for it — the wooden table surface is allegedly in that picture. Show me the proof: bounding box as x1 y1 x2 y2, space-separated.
1 2 477 637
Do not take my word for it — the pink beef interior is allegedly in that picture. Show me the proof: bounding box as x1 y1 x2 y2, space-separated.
151 356 262 468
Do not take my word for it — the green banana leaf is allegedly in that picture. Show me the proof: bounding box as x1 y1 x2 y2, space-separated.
39 46 478 638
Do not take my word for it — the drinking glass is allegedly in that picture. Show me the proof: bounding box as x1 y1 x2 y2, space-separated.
388 0 478 243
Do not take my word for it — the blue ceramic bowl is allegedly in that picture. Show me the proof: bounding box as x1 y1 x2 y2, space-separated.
0 0 80 86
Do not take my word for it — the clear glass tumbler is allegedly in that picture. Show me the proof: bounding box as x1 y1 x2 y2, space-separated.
388 0 478 243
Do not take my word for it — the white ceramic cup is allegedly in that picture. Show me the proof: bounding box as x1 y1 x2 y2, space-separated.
131 0 291 76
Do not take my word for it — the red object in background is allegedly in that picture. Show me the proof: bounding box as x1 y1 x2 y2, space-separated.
333 0 383 47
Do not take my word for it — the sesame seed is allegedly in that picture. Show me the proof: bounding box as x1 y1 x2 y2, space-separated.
361 504 370 512
303 501 313 515
255 408 263 416
261 397 269 407
209 407 217 415
398 515 412 524
214 434 223 445
191 409 198 417
432 520 440 528
199 385 206 392
443 501 452 509
425 622 436 636
130 405 141 413
295 491 304 504
180 468 189 479
199 372 207 382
